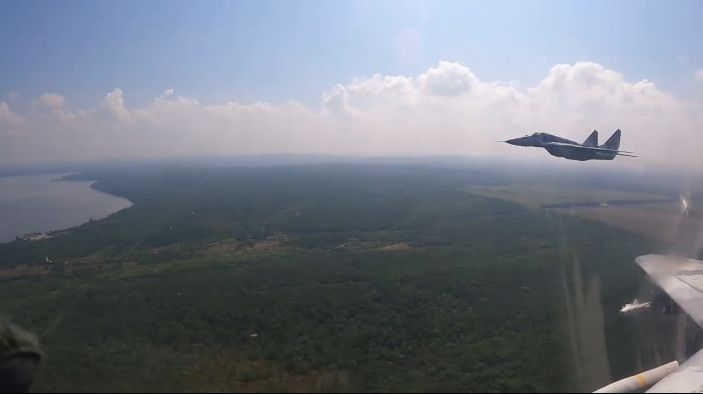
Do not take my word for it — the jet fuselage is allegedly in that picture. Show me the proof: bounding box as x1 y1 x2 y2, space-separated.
505 131 622 161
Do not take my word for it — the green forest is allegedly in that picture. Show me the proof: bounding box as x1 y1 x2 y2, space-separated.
0 164 676 392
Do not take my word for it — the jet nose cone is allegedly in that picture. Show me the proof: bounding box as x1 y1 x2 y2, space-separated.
505 138 522 146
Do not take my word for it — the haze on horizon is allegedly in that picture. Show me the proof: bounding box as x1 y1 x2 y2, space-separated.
1 0 702 169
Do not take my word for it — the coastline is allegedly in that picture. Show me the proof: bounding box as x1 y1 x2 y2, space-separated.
0 174 133 244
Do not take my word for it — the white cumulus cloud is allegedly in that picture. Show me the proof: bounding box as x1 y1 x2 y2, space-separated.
33 93 75 121
0 102 13 120
0 102 22 124
418 61 480 96
0 61 701 169
35 93 65 109
98 88 130 120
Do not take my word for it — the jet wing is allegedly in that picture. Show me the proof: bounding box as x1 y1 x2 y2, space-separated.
543 142 637 157
635 254 703 392
637 254 703 328
646 350 703 393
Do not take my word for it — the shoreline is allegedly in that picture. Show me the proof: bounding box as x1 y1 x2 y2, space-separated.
0 174 133 244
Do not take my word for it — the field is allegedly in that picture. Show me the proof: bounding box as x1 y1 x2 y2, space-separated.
560 206 698 245
466 183 703 248
0 164 683 392
465 185 667 210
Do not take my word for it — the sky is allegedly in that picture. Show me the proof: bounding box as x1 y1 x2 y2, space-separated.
0 0 702 168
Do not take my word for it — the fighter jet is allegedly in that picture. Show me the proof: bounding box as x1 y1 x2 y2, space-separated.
619 298 651 315
503 129 636 161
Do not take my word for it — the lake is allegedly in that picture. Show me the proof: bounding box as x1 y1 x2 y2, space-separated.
0 174 132 243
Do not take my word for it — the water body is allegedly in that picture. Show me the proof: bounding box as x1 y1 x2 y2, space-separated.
0 174 132 243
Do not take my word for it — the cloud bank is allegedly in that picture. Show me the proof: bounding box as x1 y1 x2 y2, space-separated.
0 61 700 168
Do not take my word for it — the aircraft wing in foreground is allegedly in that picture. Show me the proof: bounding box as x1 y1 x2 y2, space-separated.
596 254 703 393
637 254 703 392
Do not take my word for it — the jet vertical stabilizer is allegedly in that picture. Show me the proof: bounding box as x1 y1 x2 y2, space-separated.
601 129 621 150
583 130 598 147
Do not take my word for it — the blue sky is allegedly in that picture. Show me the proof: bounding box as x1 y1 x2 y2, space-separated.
1 0 702 110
